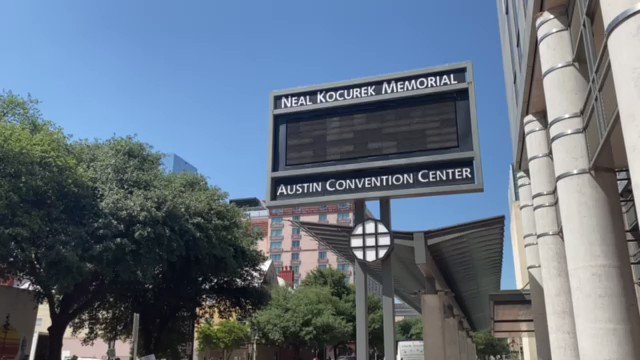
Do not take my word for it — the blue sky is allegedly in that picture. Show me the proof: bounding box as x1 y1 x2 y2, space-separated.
1 0 516 289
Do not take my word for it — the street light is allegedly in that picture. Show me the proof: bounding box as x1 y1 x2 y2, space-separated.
350 219 392 262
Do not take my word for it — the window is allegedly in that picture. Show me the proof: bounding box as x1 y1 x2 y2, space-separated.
271 229 283 237
319 214 328 222
338 213 350 221
271 254 281 261
338 263 350 272
275 266 282 273
319 251 327 260
272 217 283 224
292 240 300 248
294 279 300 288
292 253 300 260
293 215 300 222
292 227 301 235
270 242 282 250
318 264 327 270
293 265 300 274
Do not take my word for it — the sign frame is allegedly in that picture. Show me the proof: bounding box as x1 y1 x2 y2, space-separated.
266 61 483 207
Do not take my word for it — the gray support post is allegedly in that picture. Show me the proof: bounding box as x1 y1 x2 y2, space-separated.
515 173 552 360
466 337 475 360
602 0 640 226
421 292 446 360
443 314 460 360
380 199 395 360
537 7 640 359
354 200 369 360
522 113 580 360
457 328 467 360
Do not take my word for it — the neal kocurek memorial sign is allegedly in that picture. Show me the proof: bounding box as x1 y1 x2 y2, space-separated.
267 62 483 206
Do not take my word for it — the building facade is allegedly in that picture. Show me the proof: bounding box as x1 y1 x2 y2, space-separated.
497 0 640 359
231 198 354 287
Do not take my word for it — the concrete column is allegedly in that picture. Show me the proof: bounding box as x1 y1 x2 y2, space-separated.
537 7 640 359
457 329 467 360
522 113 580 360
422 293 446 360
466 337 474 360
515 173 551 360
601 0 640 217
443 317 460 360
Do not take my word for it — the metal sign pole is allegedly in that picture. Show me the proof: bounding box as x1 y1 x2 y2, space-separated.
380 199 396 360
354 200 369 360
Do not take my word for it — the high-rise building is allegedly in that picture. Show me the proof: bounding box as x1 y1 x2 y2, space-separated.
230 198 354 287
162 153 197 174
497 1 640 359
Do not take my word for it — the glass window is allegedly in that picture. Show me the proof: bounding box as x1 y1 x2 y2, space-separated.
293 265 300 274
270 242 282 250
272 217 283 224
318 264 327 270
319 251 327 260
292 227 301 235
271 254 281 261
292 240 300 248
275 266 282 273
293 215 300 222
319 214 328 222
292 253 300 260
271 229 283 237
338 213 350 220
338 263 350 272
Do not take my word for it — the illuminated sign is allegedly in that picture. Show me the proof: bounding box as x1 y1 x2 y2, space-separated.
267 62 482 206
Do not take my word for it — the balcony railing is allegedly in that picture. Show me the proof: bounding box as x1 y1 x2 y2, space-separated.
271 222 284 229
291 246 301 251
291 234 302 240
318 258 329 264
291 259 301 266
270 248 283 254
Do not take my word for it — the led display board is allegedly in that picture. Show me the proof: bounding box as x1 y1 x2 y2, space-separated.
267 62 482 206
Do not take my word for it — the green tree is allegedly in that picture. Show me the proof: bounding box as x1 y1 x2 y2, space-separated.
251 286 350 360
0 92 106 360
300 268 383 358
396 318 423 341
71 137 268 358
473 330 510 359
301 267 351 299
197 319 251 360
0 92 268 360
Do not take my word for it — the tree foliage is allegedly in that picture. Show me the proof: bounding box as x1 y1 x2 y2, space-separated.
252 268 384 358
197 319 251 360
0 91 106 360
251 286 350 359
301 267 352 300
396 317 423 341
71 137 268 358
473 330 510 358
0 91 268 360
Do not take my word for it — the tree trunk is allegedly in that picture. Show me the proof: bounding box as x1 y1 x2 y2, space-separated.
47 323 66 360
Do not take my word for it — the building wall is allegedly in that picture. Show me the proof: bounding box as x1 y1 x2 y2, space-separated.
162 153 198 174
248 202 354 286
0 286 38 360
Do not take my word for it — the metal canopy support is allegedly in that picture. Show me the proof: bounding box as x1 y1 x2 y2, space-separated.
380 199 396 360
354 200 369 360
